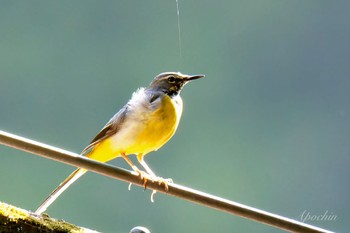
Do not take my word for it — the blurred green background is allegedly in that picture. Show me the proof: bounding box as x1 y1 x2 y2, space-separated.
1 1 349 232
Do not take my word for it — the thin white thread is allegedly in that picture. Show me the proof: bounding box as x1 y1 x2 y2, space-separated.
176 0 182 67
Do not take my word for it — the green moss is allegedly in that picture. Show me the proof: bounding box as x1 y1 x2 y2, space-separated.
0 202 99 233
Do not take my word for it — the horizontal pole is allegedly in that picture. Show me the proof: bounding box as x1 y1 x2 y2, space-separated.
0 130 334 233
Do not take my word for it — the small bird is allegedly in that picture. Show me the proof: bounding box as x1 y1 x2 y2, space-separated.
35 72 204 214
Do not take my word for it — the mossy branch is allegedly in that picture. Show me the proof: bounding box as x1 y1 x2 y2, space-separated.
0 202 98 233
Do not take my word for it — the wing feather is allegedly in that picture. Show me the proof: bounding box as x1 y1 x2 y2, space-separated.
81 105 128 154
81 89 163 155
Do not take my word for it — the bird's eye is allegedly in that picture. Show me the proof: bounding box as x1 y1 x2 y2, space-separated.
167 76 176 83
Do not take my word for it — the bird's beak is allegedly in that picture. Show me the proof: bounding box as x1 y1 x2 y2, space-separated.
185 74 205 81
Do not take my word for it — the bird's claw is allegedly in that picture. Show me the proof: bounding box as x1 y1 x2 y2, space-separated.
129 169 149 190
129 170 173 203
136 169 149 190
149 177 173 203
152 177 173 191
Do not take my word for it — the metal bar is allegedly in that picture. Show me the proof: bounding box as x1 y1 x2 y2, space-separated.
0 130 334 233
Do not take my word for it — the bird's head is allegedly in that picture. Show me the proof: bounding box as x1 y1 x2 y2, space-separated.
147 72 204 97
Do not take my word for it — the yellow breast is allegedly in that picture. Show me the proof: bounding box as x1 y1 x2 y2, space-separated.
88 93 183 162
133 94 182 154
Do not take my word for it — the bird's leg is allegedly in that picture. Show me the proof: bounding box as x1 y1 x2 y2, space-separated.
120 153 148 188
137 154 173 192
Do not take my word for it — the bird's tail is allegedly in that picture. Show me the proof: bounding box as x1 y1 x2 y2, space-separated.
35 168 87 215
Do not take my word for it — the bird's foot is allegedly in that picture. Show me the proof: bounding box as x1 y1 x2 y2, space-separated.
152 177 173 191
136 169 149 190
149 177 173 203
129 169 150 191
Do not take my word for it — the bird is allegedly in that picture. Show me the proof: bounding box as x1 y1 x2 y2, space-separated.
35 72 204 214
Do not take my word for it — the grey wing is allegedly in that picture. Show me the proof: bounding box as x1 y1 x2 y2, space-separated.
81 105 128 155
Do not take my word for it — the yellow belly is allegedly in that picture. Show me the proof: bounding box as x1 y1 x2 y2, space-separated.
87 94 182 162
